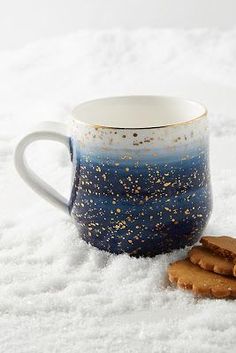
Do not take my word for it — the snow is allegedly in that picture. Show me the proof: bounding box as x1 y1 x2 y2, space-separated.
1 28 236 352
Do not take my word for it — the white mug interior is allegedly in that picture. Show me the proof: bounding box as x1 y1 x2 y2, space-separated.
72 95 207 129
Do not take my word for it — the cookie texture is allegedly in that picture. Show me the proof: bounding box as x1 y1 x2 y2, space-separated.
188 246 235 276
168 259 236 298
201 236 236 260
234 265 236 277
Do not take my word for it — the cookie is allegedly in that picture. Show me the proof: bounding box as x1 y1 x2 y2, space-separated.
168 259 236 298
188 246 235 276
201 236 236 260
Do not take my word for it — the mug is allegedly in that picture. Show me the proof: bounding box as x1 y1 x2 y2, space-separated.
15 96 212 256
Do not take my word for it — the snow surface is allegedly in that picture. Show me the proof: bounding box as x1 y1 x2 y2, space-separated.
1 28 236 353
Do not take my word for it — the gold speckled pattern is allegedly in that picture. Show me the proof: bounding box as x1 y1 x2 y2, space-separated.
69 115 212 256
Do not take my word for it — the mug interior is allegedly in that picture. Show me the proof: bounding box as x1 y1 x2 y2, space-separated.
72 96 207 129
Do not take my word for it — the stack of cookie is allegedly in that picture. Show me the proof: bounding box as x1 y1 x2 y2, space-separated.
168 236 236 298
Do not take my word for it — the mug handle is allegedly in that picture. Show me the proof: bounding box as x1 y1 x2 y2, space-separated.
14 121 71 214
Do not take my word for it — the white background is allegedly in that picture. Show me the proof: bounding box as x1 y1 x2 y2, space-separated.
0 0 235 50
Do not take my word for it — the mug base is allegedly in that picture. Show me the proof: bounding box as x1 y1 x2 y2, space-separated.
76 227 204 257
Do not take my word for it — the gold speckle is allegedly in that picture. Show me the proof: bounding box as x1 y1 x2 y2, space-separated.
102 174 107 180
125 167 130 172
164 182 171 187
116 208 121 213
115 162 120 166
96 166 101 172
185 209 190 215
128 240 133 244
121 155 132 160
164 207 171 212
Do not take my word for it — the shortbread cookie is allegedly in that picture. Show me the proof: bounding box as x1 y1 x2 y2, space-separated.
168 259 236 298
201 236 236 260
188 246 235 276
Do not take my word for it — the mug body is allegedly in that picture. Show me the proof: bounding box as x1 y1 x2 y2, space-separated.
69 96 212 256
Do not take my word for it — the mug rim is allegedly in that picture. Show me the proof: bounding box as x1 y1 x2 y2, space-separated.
72 95 208 130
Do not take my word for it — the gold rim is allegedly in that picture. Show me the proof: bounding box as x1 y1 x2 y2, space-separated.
72 95 208 130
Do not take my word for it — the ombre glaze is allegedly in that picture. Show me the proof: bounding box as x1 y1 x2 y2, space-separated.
69 116 212 256
15 96 212 256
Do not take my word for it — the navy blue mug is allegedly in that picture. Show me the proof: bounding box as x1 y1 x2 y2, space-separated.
15 96 212 256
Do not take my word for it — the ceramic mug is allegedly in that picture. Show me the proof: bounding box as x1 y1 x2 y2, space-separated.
15 96 212 256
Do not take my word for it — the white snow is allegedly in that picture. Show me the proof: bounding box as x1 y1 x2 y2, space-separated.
1 28 236 353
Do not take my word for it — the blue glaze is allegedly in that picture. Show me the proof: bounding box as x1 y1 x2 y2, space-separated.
69 136 212 256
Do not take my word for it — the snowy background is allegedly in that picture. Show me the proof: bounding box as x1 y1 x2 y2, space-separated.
1 0 236 50
1 1 236 353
